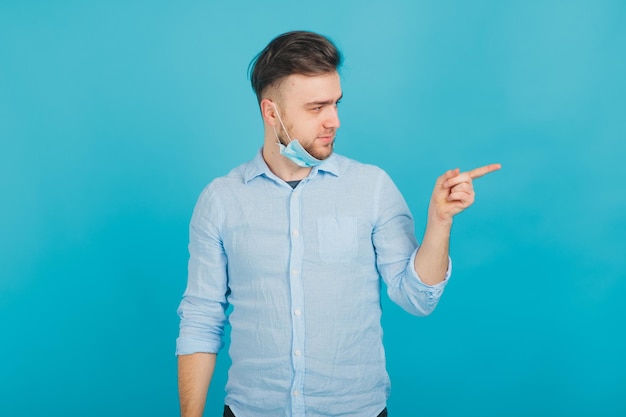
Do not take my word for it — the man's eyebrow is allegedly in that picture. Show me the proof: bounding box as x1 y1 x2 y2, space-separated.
305 93 343 106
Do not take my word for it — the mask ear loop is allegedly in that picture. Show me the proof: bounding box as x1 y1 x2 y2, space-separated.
271 124 282 147
271 103 293 145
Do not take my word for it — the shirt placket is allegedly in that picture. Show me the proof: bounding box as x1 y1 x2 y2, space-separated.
288 184 306 416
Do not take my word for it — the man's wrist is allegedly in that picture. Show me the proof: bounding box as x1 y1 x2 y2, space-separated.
426 214 453 233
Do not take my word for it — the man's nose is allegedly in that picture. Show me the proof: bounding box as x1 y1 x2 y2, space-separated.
324 105 340 129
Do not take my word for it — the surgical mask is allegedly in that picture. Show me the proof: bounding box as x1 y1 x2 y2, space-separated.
271 103 324 168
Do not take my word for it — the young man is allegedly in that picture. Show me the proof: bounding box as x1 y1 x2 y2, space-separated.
176 31 500 417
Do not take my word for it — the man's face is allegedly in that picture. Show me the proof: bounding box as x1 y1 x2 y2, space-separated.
274 72 342 161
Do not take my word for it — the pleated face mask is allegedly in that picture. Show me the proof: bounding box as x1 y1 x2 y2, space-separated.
271 103 324 168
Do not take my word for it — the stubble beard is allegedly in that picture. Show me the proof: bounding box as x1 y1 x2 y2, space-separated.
305 138 335 161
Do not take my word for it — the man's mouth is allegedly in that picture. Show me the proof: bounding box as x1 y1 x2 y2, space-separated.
317 132 335 143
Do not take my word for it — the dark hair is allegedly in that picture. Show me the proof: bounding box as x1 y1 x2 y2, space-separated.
248 31 342 103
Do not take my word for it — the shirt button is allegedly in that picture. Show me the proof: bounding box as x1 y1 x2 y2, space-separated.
295 349 301 356
294 309 301 316
291 269 298 275
293 390 299 397
292 229 299 237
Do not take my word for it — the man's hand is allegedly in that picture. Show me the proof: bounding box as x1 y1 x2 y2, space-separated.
429 164 502 225
415 163 501 284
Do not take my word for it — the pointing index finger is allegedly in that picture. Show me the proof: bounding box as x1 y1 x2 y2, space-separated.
467 163 502 180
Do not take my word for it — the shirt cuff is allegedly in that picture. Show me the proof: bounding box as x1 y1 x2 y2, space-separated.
175 333 224 356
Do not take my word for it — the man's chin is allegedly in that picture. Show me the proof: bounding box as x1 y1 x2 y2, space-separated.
310 144 334 161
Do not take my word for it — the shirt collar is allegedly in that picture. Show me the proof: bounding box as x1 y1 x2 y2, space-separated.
243 149 341 184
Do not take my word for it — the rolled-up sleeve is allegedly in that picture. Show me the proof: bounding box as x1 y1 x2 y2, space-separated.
176 185 229 355
372 171 451 316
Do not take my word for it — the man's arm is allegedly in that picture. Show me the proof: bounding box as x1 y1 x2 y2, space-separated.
178 352 217 417
177 184 229 416
415 164 501 284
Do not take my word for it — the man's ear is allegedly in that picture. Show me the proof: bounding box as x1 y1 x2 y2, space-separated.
260 99 278 126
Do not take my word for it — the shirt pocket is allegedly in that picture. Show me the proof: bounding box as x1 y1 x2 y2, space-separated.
317 216 358 263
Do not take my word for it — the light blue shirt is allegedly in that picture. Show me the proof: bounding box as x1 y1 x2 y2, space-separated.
176 151 451 417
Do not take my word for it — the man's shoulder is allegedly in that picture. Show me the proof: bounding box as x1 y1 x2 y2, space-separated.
331 153 389 179
198 158 255 196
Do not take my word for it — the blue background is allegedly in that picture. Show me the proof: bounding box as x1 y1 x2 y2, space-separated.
1 1 624 416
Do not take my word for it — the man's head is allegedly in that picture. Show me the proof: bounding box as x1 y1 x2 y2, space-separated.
249 31 343 104
250 31 344 165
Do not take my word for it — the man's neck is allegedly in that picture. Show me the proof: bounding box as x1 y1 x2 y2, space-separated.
262 142 312 182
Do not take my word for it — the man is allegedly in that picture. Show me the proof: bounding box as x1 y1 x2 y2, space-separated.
177 31 500 417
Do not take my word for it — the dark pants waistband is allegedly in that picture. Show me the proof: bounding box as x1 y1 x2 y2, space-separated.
224 405 387 417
